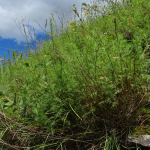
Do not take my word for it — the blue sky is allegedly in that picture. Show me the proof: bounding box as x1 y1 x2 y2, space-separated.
0 0 119 63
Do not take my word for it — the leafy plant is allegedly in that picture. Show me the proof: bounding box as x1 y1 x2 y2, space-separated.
0 0 150 149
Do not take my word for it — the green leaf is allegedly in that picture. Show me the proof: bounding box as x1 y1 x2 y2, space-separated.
13 93 17 105
0 85 6 95
12 108 17 112
46 62 51 67
3 102 13 109
19 100 26 108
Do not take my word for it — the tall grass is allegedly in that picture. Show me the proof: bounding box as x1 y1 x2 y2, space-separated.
0 0 150 149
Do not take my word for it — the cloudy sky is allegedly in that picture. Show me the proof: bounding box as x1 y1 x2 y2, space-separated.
0 0 119 63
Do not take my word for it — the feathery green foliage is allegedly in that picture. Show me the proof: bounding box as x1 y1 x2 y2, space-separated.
0 0 150 149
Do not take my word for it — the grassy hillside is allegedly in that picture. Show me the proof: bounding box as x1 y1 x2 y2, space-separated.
0 0 150 149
